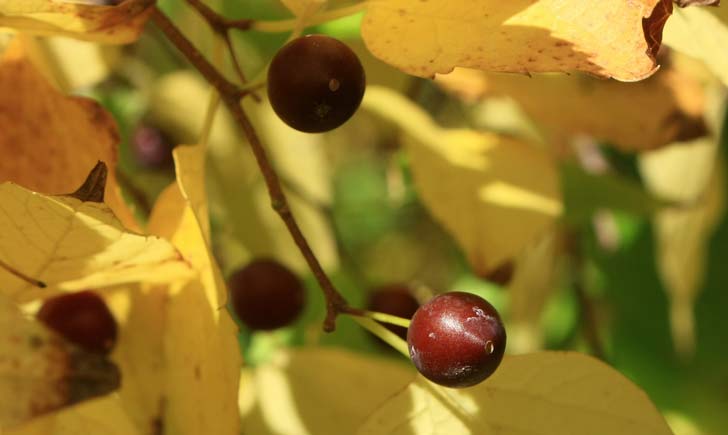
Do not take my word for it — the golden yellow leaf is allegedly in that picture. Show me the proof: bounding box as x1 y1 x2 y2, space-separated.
362 86 562 274
639 139 725 356
361 0 671 80
436 67 706 152
0 182 191 302
239 348 415 435
0 0 153 44
664 5 728 87
359 352 673 435
0 41 137 230
0 294 120 430
3 396 142 435
144 149 241 434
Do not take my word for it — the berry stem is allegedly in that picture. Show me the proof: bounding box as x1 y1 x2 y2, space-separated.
0 259 46 288
150 7 348 332
341 306 411 328
349 316 410 357
251 3 369 33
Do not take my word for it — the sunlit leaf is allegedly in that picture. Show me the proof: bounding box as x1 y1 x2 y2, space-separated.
359 352 674 435
664 5 728 87
0 182 191 302
362 86 562 274
361 0 672 80
239 348 415 435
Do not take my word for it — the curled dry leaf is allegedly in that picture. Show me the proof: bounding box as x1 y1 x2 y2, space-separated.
0 41 137 229
0 294 120 429
675 0 720 6
436 66 706 152
362 86 562 275
362 0 672 81
0 0 154 43
358 352 673 435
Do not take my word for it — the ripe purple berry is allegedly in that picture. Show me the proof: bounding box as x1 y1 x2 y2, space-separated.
131 124 174 169
407 292 506 388
37 291 118 354
228 259 305 331
267 34 366 133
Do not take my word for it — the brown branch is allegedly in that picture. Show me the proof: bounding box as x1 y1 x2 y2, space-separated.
150 7 347 331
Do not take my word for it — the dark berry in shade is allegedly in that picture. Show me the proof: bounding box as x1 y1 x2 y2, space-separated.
367 284 420 340
37 291 118 354
228 259 305 331
267 34 366 133
483 261 515 286
131 124 175 169
407 292 506 388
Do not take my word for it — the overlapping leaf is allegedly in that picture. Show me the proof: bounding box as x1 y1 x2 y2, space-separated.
0 0 154 44
362 86 562 274
361 0 672 80
0 41 137 229
0 181 191 302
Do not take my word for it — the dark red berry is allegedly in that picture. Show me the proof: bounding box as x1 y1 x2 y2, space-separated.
483 261 515 286
228 259 305 331
267 34 366 133
367 284 420 341
131 124 174 169
407 292 506 388
37 291 118 354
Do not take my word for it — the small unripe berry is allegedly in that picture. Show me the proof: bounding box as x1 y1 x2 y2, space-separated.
228 259 305 331
267 34 366 133
407 292 506 388
37 291 118 354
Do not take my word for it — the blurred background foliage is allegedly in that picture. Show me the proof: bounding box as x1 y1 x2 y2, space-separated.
40 1 728 433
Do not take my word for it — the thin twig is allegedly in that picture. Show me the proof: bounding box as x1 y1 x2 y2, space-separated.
150 7 347 331
0 259 46 288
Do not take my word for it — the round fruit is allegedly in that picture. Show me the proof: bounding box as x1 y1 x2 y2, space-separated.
484 261 515 286
407 292 506 388
37 291 118 354
267 34 366 133
228 259 305 331
367 284 420 341
131 123 174 169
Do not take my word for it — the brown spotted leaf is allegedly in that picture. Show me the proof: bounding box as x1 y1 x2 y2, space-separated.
362 0 673 80
0 294 120 429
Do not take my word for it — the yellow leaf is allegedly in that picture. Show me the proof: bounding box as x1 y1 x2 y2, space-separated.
436 67 706 152
145 151 241 434
507 230 563 353
280 0 327 18
359 352 673 435
362 86 562 274
239 348 415 435
361 0 671 80
663 5 728 87
0 0 153 44
3 396 142 435
0 182 191 302
0 294 120 429
639 139 726 356
0 41 137 230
